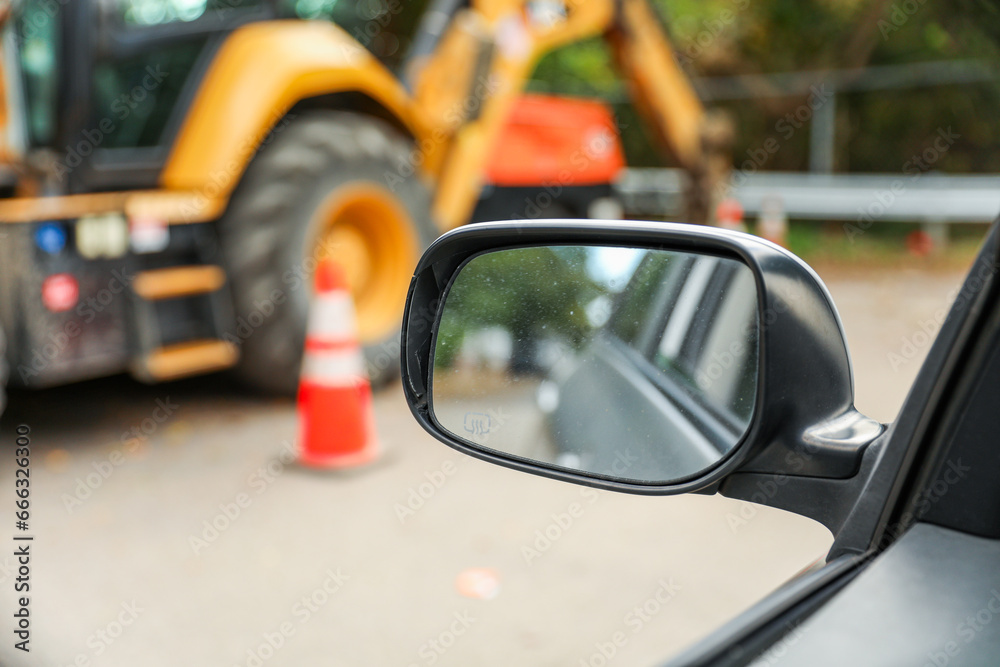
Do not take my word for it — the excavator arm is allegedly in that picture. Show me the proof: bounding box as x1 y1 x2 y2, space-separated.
606 0 733 224
426 0 732 229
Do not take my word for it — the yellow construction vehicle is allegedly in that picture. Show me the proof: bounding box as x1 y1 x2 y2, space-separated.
0 0 729 400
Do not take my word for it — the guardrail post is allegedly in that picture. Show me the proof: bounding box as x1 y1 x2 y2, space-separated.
809 89 837 174
922 220 949 251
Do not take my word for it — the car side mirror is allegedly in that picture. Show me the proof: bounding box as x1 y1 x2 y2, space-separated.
401 221 882 499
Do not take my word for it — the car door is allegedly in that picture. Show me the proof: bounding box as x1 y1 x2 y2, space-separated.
547 251 757 479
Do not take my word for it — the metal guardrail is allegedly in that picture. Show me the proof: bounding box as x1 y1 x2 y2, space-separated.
617 168 1000 224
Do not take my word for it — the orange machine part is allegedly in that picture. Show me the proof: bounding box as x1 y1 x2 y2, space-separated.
484 94 626 187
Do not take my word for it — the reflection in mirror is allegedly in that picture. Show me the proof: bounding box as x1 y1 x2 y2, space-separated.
430 245 760 484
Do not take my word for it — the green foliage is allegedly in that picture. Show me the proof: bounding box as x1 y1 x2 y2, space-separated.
435 247 601 369
782 219 986 270
528 0 1000 173
529 38 621 98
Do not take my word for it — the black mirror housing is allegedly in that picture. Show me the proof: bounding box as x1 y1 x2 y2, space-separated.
401 220 881 503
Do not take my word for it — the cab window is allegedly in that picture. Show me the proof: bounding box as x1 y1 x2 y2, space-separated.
90 0 268 150
117 0 264 26
285 0 431 71
16 0 61 147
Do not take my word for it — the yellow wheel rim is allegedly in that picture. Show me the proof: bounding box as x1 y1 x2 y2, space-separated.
310 183 421 344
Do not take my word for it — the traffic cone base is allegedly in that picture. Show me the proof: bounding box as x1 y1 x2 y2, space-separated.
298 380 381 469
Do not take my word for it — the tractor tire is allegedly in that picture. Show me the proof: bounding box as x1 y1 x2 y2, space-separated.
218 111 438 395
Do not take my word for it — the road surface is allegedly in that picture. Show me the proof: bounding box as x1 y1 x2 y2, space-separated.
0 266 966 667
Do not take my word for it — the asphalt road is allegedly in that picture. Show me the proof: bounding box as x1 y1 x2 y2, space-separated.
0 265 967 667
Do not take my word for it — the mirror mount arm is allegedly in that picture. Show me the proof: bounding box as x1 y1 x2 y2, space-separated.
718 430 888 545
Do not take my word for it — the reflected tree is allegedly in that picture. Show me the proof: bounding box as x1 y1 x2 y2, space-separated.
436 247 604 373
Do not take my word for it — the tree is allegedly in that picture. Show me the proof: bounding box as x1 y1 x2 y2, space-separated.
528 0 1000 173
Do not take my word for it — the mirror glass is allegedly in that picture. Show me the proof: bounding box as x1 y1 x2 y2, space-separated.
430 245 760 484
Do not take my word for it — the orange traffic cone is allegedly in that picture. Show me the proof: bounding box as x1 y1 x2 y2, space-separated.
716 198 746 232
297 261 380 469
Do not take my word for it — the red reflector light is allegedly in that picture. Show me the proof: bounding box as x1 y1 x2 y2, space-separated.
42 274 79 312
